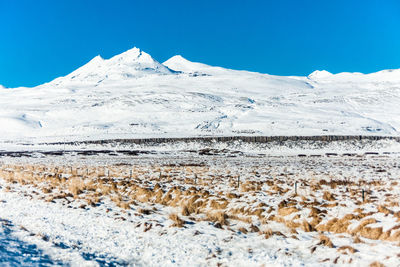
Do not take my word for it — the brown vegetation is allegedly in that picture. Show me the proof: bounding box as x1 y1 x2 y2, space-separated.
1 157 399 261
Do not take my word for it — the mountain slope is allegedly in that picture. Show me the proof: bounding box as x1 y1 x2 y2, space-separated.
0 47 399 142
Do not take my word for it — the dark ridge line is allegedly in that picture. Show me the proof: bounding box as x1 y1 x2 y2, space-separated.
41 135 400 145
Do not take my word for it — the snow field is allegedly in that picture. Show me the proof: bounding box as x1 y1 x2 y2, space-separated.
0 154 400 266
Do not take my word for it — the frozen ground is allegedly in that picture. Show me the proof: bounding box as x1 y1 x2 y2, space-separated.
0 147 400 266
1 47 400 142
1 137 400 158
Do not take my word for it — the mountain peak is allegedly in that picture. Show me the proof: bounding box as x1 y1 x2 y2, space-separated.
82 55 104 68
164 55 190 64
109 47 142 62
105 46 172 74
308 70 333 80
106 47 167 66
90 55 104 62
164 55 210 73
48 47 174 86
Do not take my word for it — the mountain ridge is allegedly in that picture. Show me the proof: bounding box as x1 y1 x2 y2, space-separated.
14 46 400 88
0 46 399 141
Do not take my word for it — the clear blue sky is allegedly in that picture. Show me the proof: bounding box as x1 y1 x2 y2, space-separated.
1 0 399 87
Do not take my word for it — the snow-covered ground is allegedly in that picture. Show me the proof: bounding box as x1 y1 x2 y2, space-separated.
1 47 400 142
1 152 400 266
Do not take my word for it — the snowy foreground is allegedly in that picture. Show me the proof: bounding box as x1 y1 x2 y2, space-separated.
1 47 400 141
0 140 400 266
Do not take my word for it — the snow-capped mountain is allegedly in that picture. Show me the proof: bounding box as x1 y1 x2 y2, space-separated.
49 47 174 87
0 46 399 142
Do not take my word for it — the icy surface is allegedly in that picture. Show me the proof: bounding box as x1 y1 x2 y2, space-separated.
0 47 399 142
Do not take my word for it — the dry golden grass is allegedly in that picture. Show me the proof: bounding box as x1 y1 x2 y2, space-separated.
68 177 85 197
322 191 336 201
206 211 229 226
337 245 357 254
278 206 298 217
378 205 394 216
262 229 272 239
169 213 185 227
301 220 315 232
1 160 400 255
370 261 385 267
316 217 350 234
318 234 334 248
359 227 383 240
